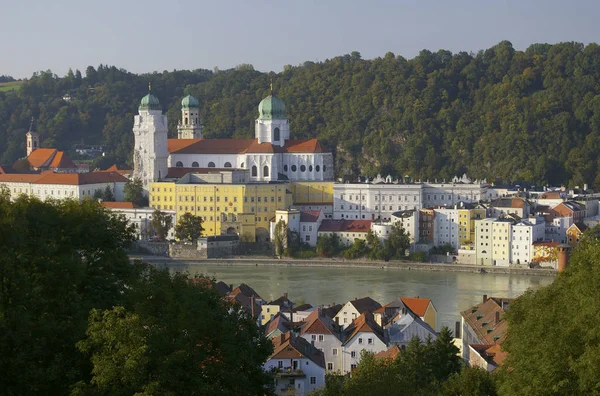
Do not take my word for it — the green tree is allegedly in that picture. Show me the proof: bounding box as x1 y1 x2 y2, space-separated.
123 178 148 207
383 222 411 259
151 209 173 241
102 185 115 202
0 197 137 395
75 267 274 395
273 219 288 256
498 236 600 395
316 233 341 257
442 367 498 396
175 212 204 242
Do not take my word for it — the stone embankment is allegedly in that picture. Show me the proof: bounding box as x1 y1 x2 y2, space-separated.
132 255 557 277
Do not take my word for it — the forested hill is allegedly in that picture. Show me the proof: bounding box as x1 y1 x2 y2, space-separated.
2 40 600 187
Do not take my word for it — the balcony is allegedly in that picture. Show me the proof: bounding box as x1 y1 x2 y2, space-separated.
275 367 306 378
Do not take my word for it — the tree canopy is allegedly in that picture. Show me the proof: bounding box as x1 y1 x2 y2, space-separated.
3 42 600 186
175 212 205 242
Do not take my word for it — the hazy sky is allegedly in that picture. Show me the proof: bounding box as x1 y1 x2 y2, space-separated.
2 0 598 79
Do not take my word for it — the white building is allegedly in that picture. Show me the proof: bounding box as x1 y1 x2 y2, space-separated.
265 333 325 396
510 218 545 265
334 297 382 330
133 91 334 195
299 309 343 373
101 202 175 240
342 313 387 373
433 207 460 249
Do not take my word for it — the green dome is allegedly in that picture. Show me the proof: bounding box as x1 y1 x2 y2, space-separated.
139 93 161 111
258 94 286 120
181 94 200 109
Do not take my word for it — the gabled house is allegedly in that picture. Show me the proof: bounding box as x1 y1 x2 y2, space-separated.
489 197 530 219
374 345 401 361
334 297 381 329
400 297 438 331
265 313 292 339
261 293 295 326
387 314 437 348
373 297 437 331
460 295 511 368
551 201 587 224
299 308 343 373
342 313 387 373
567 222 588 247
265 332 326 396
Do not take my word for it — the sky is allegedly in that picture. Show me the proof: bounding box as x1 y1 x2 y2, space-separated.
2 0 599 79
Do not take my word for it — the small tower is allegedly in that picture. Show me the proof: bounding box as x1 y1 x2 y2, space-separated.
255 86 289 146
177 95 203 139
26 117 40 157
132 84 169 195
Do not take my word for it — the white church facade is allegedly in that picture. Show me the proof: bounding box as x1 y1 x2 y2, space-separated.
133 90 334 193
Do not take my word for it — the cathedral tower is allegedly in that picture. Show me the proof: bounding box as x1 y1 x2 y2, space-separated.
255 90 289 147
132 89 168 195
26 118 39 157
177 95 203 139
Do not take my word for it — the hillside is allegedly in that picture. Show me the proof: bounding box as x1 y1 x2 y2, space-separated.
1 41 600 186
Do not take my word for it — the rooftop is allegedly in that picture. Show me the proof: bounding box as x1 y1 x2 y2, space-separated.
318 219 372 233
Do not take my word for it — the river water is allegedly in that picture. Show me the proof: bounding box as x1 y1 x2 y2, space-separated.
164 263 554 330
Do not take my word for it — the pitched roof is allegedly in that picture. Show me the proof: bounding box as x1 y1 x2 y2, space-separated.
101 201 139 209
48 151 77 169
572 222 589 232
265 313 291 338
461 296 511 345
32 171 129 185
300 210 321 222
0 173 42 183
321 304 343 319
349 297 382 314
400 297 433 318
271 332 325 368
300 309 340 340
167 138 324 155
374 345 401 361
213 281 231 296
294 303 313 312
343 313 385 345
318 219 372 233
26 148 57 168
268 295 295 308
491 197 526 209
387 314 437 344
229 283 261 300
104 164 133 175
470 343 507 368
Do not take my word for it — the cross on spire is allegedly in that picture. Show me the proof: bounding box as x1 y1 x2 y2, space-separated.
148 81 152 92
270 78 273 94
29 117 34 132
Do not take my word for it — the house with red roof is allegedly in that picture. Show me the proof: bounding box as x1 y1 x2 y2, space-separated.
317 219 372 246
264 332 326 395
299 308 343 373
342 313 387 373
271 208 325 247
373 297 438 331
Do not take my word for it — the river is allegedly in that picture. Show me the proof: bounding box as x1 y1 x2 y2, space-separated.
163 262 554 330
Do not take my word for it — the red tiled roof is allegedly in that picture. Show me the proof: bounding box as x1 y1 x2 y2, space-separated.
300 309 338 338
318 219 372 233
101 201 139 209
167 138 324 155
300 210 321 223
461 297 511 346
27 148 57 168
0 173 42 183
33 171 129 185
374 345 401 361
103 164 133 175
48 151 77 169
271 332 326 368
401 297 432 318
343 312 385 345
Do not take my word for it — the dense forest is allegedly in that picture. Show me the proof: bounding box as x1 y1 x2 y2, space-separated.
2 40 600 186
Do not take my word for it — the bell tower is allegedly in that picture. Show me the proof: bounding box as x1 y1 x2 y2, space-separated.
255 85 289 146
26 117 40 157
132 85 168 195
177 95 203 139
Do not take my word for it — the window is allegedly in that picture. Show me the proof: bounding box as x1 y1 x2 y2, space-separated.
191 161 199 167
291 165 297 172
351 364 357 369
318 335 324 342
332 348 338 356
309 165 313 172
224 162 232 167
284 165 288 172
274 127 280 141
208 162 216 168
312 335 316 341
278 361 283 368
327 362 333 370
358 338 363 344
263 165 269 177
175 161 183 167
351 351 356 358
300 165 306 172
323 165 327 172
310 377 316 385
368 338 373 345
316 165 320 172
251 165 257 177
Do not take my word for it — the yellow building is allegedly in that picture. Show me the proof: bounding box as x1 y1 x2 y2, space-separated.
149 174 292 241
458 207 486 245
491 219 513 266
290 181 334 204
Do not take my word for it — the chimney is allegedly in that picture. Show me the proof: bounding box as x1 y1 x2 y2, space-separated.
251 296 255 319
495 311 500 325
229 284 233 291
483 294 488 303
455 321 461 339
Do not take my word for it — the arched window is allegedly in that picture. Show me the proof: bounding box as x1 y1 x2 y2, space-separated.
263 166 269 177
274 127 280 141
291 165 297 172
175 161 183 168
191 161 199 168
284 165 288 172
323 165 327 172
208 162 216 168
300 165 306 172
224 162 232 168
315 165 320 172
309 165 313 172
185 117 188 125
241 162 245 168
252 165 257 177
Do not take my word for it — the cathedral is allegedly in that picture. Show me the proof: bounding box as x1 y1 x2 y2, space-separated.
132 90 334 193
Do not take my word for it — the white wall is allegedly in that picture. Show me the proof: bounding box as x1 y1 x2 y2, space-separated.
300 333 343 374
342 333 387 373
264 357 325 395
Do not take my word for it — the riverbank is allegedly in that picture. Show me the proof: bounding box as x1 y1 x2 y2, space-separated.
131 256 557 277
